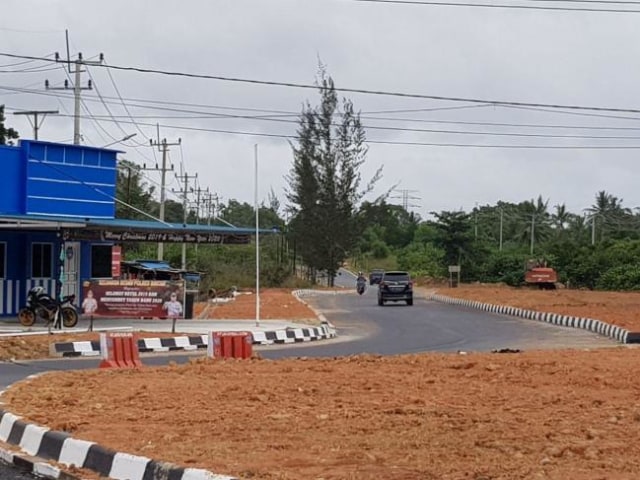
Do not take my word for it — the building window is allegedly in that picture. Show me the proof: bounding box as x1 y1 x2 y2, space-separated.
32 243 53 278
0 243 5 279
91 245 113 278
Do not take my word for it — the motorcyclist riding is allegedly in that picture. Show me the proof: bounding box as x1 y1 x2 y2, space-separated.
356 271 367 294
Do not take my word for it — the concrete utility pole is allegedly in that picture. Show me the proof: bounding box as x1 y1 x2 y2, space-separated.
202 192 220 226
190 186 209 225
174 170 198 270
47 33 103 144
13 110 59 140
530 214 536 256
145 131 181 260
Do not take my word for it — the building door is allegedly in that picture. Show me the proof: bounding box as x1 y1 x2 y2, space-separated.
61 242 80 300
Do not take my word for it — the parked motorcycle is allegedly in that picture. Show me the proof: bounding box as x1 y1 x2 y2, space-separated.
18 286 79 328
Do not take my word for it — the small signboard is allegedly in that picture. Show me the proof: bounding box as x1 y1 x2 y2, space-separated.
448 265 461 288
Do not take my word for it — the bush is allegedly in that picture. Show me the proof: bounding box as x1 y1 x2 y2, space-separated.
371 240 390 259
596 264 640 291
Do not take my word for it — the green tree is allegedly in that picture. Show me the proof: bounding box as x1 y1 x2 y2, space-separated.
586 190 633 242
428 210 473 267
286 67 381 285
115 160 155 219
515 196 551 254
219 199 283 230
0 105 19 145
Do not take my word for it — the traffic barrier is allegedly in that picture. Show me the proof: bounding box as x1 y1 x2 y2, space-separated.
99 332 143 368
207 331 253 359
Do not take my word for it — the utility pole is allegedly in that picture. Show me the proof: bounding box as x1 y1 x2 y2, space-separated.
474 202 478 241
47 32 103 144
499 208 503 252
191 186 209 225
13 110 59 140
203 192 220 226
144 130 181 260
530 214 535 256
174 170 198 270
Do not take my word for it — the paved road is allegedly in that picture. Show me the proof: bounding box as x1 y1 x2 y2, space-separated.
0 278 620 478
0 465 40 480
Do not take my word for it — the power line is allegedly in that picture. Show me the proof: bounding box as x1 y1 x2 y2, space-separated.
8 102 640 148
102 60 155 144
8 82 640 132
352 0 640 13
9 102 640 141
2 52 640 115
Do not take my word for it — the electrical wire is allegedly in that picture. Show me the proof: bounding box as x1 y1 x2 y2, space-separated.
85 66 132 139
103 60 155 143
8 99 640 141
22 113 640 148
8 82 640 133
2 52 640 115
351 0 640 13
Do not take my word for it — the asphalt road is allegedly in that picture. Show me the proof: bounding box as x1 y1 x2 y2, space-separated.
0 275 620 478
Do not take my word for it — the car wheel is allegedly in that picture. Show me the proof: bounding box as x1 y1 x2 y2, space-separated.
406 298 413 306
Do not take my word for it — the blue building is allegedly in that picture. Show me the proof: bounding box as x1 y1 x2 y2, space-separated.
0 140 255 316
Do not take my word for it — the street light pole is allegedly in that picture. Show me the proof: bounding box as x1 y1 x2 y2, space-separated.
255 144 260 328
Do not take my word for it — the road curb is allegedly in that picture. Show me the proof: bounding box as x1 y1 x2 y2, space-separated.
50 323 337 357
0 409 236 480
428 293 640 344
47 289 339 357
0 442 81 480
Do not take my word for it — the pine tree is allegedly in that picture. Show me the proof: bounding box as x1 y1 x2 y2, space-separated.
0 105 19 145
286 67 381 285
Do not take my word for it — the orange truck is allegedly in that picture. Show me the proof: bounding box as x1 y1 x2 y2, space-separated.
524 259 558 290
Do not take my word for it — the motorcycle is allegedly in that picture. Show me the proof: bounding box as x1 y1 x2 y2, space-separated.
18 286 79 329
356 279 366 295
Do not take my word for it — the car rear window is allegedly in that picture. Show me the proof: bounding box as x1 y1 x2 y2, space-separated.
383 272 410 282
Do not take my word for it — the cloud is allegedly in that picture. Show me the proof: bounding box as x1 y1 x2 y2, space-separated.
3 0 640 223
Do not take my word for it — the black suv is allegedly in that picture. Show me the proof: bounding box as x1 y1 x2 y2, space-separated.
377 271 413 306
369 269 385 285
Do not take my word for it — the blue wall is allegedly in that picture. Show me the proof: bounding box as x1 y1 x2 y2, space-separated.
0 231 60 315
0 145 24 214
23 141 118 218
0 140 120 315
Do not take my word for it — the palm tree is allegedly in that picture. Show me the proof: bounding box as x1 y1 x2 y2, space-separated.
515 196 551 254
551 203 571 233
585 190 632 242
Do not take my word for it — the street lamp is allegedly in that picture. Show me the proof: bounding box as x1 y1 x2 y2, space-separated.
101 133 137 148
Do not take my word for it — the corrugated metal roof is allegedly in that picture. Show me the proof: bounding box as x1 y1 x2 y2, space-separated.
0 213 276 235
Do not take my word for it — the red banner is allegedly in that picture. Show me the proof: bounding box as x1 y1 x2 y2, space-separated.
82 280 185 318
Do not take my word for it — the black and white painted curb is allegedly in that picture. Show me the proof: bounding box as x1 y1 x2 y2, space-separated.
0 409 235 480
51 324 337 357
0 443 78 479
429 293 640 344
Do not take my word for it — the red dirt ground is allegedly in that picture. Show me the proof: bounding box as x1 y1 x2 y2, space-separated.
2 285 640 479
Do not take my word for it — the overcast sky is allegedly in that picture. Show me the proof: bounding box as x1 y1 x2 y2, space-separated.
3 0 640 221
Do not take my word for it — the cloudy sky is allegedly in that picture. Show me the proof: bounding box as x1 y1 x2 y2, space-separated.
2 0 640 221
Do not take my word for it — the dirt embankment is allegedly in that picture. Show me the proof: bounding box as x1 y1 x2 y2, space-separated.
3 349 640 480
432 284 640 331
